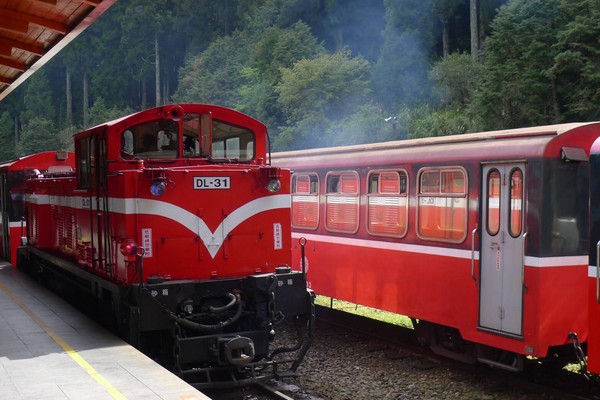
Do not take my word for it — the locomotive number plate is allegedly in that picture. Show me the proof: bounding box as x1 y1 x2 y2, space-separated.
194 176 231 189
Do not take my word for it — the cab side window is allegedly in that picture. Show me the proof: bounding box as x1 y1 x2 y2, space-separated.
76 136 93 189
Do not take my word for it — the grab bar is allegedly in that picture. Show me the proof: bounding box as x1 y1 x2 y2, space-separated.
471 226 478 283
596 240 600 303
522 232 528 285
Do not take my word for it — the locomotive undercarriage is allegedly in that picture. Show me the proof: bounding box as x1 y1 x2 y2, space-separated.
17 245 315 389
127 271 315 388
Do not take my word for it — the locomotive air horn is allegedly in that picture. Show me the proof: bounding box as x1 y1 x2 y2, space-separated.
162 105 184 121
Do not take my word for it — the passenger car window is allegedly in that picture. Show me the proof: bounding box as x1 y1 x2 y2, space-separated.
325 172 359 233
417 167 468 242
291 173 319 230
367 170 408 237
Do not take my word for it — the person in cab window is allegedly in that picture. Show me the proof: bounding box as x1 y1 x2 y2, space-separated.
157 121 178 151
157 130 177 150
184 136 199 156
122 130 134 155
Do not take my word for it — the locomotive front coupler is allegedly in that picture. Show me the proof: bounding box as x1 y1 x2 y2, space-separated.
171 292 243 332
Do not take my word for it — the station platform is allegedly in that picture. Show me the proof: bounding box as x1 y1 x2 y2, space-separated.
0 262 210 400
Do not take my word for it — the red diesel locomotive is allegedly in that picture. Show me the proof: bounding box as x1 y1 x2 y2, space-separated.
14 104 314 388
273 122 600 372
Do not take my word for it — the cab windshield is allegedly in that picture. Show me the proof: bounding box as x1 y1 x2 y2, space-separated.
120 114 256 161
121 119 179 159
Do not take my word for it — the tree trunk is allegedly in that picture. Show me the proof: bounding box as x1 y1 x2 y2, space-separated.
14 116 18 148
551 74 560 122
66 66 73 127
83 70 89 128
470 0 480 60
142 79 147 110
225 0 229 34
163 78 169 105
478 3 485 54
155 33 161 107
442 21 449 57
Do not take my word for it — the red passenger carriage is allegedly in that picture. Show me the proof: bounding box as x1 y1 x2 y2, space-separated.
0 151 74 265
15 104 314 388
273 123 599 371
587 137 600 374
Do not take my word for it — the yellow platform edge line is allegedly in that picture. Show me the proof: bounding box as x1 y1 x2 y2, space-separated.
0 281 128 400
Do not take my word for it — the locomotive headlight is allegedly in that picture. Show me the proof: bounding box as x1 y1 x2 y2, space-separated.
266 178 281 193
150 180 167 196
120 239 138 256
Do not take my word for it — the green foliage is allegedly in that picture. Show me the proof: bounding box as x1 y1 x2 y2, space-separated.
88 2 133 107
327 103 402 146
85 98 134 129
472 0 565 130
277 50 370 123
408 104 473 138
240 0 325 33
173 32 249 107
22 72 55 125
314 296 414 328
0 112 16 161
174 0 240 50
320 0 385 61
275 50 371 149
16 118 62 156
434 0 463 24
373 0 438 110
238 21 325 127
273 114 330 151
373 31 433 109
430 52 482 107
120 1 165 82
552 0 600 120
8 0 600 152
251 22 324 83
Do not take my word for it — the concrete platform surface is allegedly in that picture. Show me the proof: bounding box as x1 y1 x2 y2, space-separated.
0 263 210 400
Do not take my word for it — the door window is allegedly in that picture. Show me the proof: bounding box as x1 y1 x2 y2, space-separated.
487 169 501 236
509 169 523 237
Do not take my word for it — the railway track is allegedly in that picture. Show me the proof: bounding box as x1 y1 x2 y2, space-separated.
314 304 600 400
206 381 304 400
251 382 298 399
203 305 600 399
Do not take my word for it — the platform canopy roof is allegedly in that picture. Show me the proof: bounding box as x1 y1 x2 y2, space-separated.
0 0 115 102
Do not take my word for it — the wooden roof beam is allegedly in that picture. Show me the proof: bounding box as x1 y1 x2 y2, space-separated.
0 18 29 34
33 0 101 6
0 42 11 57
0 37 45 56
0 8 68 35
0 57 27 72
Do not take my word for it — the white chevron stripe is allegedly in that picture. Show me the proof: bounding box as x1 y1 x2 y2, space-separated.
26 193 291 258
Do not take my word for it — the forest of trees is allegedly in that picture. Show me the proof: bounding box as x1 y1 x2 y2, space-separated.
1 0 600 159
